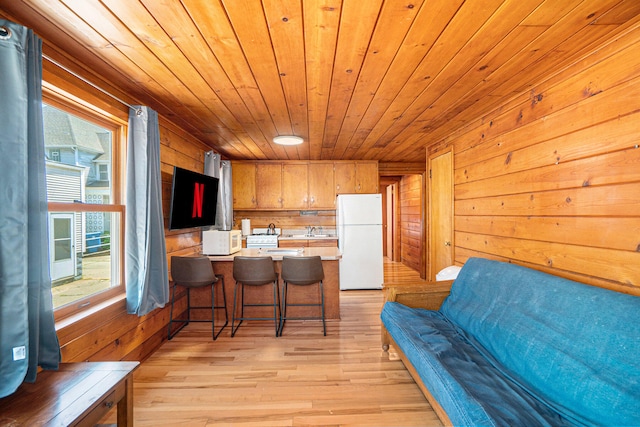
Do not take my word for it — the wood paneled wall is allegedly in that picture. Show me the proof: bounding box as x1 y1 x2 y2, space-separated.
428 25 640 296
379 162 426 176
59 118 209 363
42 54 210 362
234 210 336 233
160 124 212 259
399 174 423 273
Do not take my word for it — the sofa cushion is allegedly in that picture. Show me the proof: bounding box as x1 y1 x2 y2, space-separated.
440 257 640 426
381 301 570 427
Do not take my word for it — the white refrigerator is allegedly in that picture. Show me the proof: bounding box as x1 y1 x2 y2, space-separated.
337 194 384 290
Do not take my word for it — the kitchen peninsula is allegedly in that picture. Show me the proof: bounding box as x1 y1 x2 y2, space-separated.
201 247 342 322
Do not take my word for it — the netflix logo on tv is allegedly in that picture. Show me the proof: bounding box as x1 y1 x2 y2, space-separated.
169 167 219 230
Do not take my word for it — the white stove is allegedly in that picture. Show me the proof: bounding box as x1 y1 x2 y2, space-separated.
246 228 280 248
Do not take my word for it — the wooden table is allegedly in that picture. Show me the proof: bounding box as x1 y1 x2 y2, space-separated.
0 361 139 426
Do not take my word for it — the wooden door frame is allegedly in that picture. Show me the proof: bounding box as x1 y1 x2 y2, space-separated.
380 177 401 262
427 147 454 280
420 171 427 279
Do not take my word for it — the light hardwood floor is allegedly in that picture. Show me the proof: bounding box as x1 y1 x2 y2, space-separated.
104 259 441 426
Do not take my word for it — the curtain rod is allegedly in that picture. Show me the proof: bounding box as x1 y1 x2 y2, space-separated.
43 53 142 116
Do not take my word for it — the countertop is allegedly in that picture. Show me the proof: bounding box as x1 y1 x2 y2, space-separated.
206 247 342 261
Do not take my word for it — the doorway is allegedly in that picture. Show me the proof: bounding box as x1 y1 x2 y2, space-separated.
428 149 454 280
380 173 423 275
385 182 397 261
381 177 400 262
49 213 76 281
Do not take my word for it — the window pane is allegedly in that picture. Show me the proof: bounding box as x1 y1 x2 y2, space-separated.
53 217 71 239
49 211 121 309
43 104 112 202
54 239 72 261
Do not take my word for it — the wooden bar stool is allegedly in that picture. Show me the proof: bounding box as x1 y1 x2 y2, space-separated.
168 256 228 340
279 255 326 336
231 256 280 337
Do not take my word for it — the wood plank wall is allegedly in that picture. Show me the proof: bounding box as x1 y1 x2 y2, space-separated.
427 24 640 297
40 53 210 362
399 174 423 273
58 118 209 363
234 210 337 233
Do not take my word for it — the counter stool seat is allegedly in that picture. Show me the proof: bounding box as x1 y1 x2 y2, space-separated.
279 255 326 336
168 256 228 340
232 256 280 337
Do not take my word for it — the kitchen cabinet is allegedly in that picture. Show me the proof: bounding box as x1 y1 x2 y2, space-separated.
335 161 378 194
283 162 335 210
355 161 379 193
279 239 338 248
232 160 378 210
232 161 257 209
256 163 282 209
278 239 308 248
282 162 308 209
334 162 356 195
308 239 338 248
308 162 336 209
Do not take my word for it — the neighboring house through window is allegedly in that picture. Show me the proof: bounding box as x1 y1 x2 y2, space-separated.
42 101 125 316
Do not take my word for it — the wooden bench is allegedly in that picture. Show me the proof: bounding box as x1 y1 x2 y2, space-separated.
0 361 139 426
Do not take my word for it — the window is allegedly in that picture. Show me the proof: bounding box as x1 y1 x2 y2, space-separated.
42 99 125 316
98 163 109 181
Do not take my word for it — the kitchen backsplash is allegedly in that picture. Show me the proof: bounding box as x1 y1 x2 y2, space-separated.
233 210 336 233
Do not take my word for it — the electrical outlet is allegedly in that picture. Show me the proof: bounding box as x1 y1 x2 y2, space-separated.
13 346 26 361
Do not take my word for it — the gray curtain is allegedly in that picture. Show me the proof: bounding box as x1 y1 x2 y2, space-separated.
0 20 61 398
204 151 233 231
125 106 169 315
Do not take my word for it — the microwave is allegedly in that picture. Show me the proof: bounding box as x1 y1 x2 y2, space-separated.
202 229 242 255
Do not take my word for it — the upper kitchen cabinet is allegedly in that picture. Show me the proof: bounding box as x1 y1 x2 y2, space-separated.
283 162 335 210
232 160 378 210
334 162 356 195
231 161 257 209
335 161 378 194
355 162 379 193
282 162 308 210
308 162 335 209
256 162 283 209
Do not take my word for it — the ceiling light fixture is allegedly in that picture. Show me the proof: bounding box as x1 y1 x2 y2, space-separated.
273 135 303 146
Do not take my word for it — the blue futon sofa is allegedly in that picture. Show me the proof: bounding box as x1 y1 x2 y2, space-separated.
381 257 640 426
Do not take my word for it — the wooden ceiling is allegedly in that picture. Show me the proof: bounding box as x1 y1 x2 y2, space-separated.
1 0 639 162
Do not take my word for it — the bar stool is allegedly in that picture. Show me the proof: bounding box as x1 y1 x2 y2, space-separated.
279 256 326 336
168 256 228 340
231 256 280 337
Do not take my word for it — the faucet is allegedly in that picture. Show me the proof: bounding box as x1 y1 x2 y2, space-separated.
306 225 316 236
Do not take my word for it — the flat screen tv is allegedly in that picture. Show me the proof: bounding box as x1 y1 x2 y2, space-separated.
169 166 219 230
